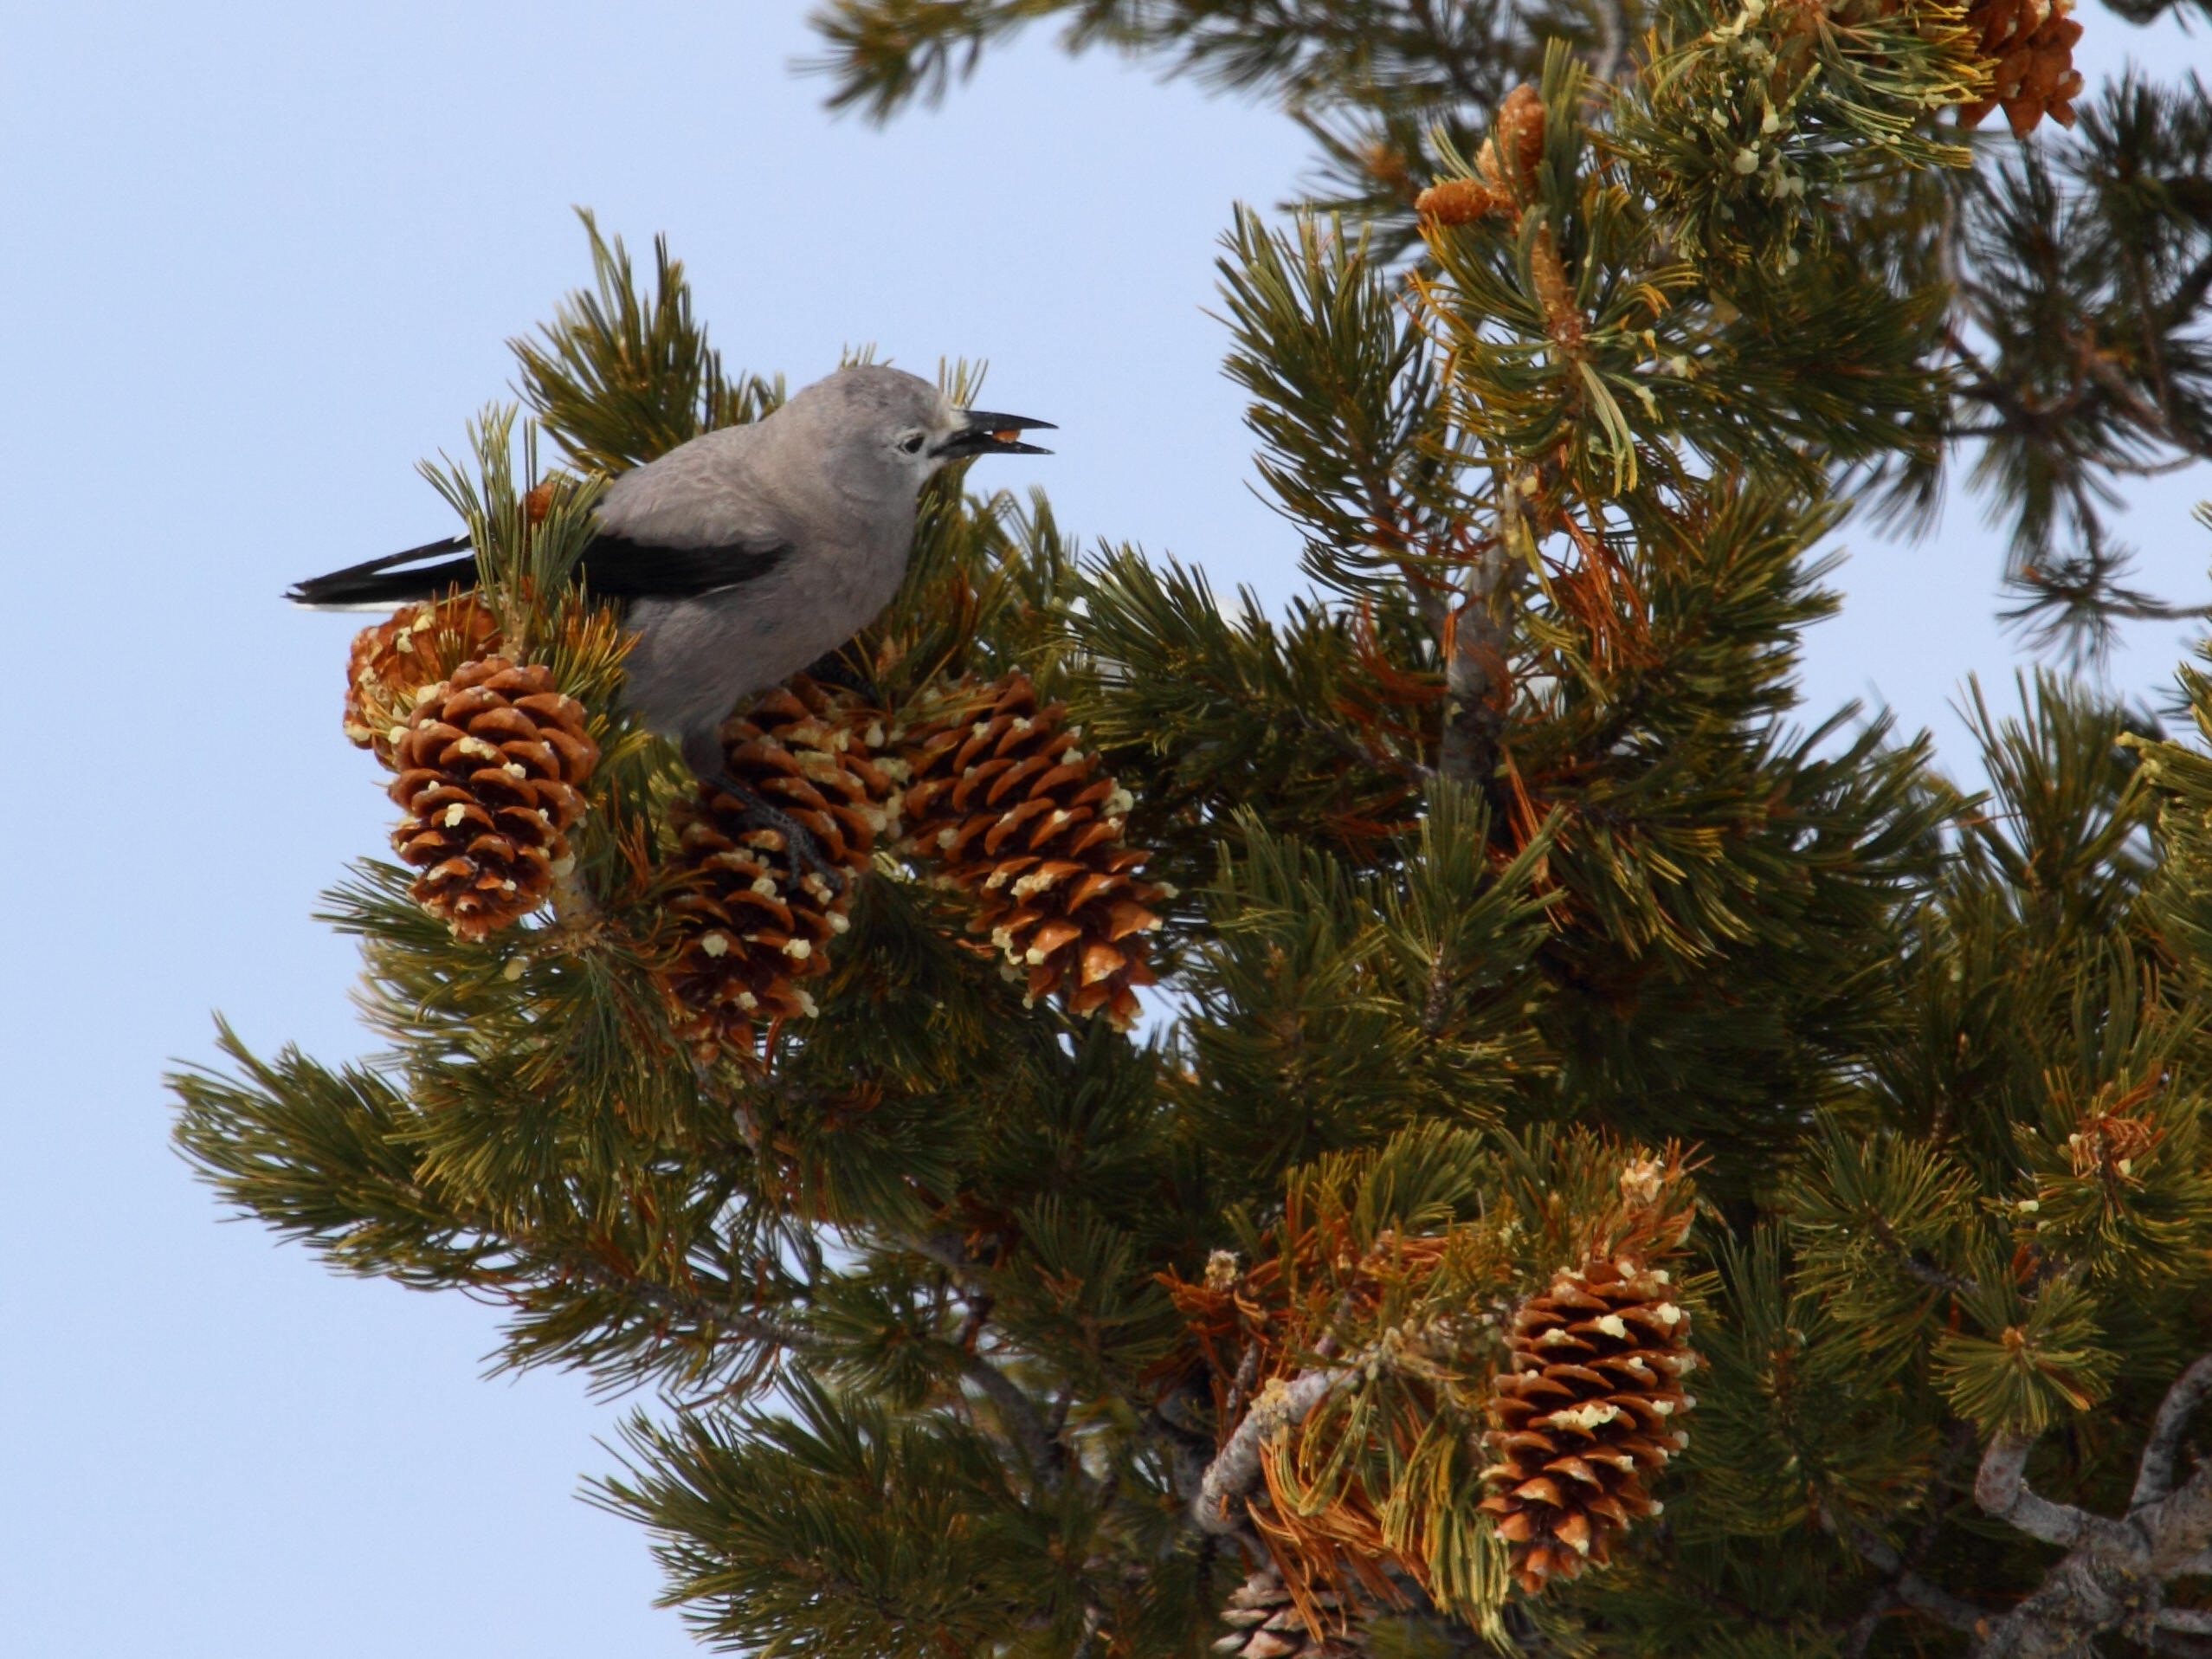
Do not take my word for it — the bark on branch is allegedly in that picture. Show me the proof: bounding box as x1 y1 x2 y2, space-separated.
1437 487 1521 787
2137 1358 2212 1510
962 1352 1067 1490
1191 1365 1359 1535
1969 1356 2212 1658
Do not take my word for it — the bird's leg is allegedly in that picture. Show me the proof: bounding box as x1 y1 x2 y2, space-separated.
713 774 849 898
681 728 848 898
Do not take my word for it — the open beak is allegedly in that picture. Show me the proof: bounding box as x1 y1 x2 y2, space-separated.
934 410 1056 459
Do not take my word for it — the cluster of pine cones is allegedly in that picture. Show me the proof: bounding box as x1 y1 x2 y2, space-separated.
661 671 1164 1053
341 602 1164 1049
1413 84 1544 229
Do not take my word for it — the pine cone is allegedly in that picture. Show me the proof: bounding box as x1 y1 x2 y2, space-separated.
1417 83 1543 229
1360 143 1417 206
387 656 599 940
899 675 1164 1030
1493 84 1545 197
1957 0 2083 136
1416 178 1511 226
659 679 898 1058
345 595 501 763
1213 1565 1368 1659
1479 1254 1698 1595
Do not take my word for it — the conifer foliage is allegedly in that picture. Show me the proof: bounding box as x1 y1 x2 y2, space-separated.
171 8 2212 1656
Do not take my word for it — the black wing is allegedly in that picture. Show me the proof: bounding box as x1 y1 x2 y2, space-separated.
287 530 790 609
575 531 790 598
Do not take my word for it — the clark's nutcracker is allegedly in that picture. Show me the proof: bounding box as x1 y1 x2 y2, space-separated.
290 365 1052 875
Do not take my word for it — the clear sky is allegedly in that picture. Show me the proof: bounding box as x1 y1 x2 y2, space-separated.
1 3 2205 1654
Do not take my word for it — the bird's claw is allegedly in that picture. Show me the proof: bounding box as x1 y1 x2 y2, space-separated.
710 775 848 899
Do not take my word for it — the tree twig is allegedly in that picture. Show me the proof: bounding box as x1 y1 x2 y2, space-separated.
1974 1435 2113 1551
1969 1358 2212 1656
2134 1356 2212 1511
1844 1527 1995 1638
1840 1420 1988 1657
963 1352 1067 1489
1191 1364 1358 1535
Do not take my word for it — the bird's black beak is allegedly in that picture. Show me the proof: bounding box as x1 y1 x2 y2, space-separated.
934 410 1056 459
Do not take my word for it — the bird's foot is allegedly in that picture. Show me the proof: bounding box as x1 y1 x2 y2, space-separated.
710 774 848 899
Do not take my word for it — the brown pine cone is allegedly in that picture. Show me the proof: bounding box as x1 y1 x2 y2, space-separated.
898 675 1164 1030
1957 0 2083 136
344 595 501 763
1213 1565 1368 1659
1416 178 1511 226
1493 84 1545 198
386 656 599 941
1479 1254 1699 1595
659 679 898 1058
1418 84 1544 229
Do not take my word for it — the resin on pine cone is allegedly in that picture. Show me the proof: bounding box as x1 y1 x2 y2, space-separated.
386 655 599 941
1213 1565 1368 1659
899 675 1164 1030
659 679 899 1058
345 595 501 764
1479 1254 1698 1595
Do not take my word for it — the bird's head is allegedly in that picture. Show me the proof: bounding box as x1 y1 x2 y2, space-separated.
788 365 1054 501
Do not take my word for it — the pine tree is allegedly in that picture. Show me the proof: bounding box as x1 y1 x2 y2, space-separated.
171 10 2212 1656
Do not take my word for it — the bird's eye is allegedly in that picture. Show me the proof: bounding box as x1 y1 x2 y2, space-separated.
900 433 926 455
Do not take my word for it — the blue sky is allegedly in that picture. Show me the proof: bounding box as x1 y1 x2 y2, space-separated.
1 3 2206 1653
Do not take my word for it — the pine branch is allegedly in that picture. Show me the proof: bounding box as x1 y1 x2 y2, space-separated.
1190 1363 1358 1535
961 1351 1067 1489
1438 492 1516 786
1894 1243 1983 1298
1971 1357 2212 1656
1843 1529 1995 1640
2135 1355 2212 1510
1838 1420 1989 1656
545 1245 828 1363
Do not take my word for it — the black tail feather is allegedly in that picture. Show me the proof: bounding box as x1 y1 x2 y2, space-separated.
286 535 476 607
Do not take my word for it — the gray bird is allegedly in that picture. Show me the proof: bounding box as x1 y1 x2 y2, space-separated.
290 365 1052 874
